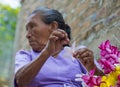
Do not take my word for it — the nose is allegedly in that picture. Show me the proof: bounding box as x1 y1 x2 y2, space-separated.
26 30 32 39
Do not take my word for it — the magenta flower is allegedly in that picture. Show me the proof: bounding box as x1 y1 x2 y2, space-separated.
80 40 120 87
117 75 120 86
99 40 120 74
81 69 102 87
99 58 115 74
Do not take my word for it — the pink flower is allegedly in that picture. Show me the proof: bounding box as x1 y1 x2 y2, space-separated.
99 40 120 74
99 58 115 74
81 40 120 87
117 75 120 86
82 69 102 87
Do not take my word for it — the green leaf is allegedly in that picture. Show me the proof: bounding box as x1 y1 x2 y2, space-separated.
0 3 20 79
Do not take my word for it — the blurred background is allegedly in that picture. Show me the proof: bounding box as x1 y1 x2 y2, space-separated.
0 0 20 87
0 0 120 87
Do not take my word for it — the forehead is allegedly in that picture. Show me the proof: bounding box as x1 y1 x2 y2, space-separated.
26 13 42 25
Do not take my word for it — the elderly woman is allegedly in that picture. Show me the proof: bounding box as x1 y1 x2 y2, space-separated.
14 7 103 87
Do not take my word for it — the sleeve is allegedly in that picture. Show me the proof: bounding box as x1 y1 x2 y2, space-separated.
14 50 31 87
15 50 31 74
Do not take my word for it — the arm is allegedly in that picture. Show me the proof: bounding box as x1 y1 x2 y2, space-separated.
15 29 69 87
15 49 50 87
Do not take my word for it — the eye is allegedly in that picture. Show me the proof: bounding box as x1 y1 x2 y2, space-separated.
26 24 34 31
30 24 34 29
26 22 36 31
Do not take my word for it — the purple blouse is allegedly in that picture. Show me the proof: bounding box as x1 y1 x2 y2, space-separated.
14 47 87 87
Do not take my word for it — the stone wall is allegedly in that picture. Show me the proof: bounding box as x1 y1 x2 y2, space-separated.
12 0 120 86
14 0 120 58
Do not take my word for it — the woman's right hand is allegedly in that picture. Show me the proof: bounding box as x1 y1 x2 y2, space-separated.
45 29 70 57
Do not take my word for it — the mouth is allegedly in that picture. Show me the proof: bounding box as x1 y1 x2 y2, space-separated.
28 40 36 45
28 40 46 51
29 41 36 45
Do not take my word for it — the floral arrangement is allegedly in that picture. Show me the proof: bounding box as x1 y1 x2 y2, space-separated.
79 40 120 87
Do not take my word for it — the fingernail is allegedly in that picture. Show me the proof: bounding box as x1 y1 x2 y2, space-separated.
62 34 64 37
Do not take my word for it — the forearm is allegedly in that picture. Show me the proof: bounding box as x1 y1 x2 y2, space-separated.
15 49 50 87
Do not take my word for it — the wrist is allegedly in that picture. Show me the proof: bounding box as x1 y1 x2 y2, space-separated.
94 66 104 76
42 48 51 58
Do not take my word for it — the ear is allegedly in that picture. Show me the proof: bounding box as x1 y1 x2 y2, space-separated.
49 21 58 30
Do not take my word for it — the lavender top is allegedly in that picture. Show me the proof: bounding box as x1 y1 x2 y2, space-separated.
14 47 87 87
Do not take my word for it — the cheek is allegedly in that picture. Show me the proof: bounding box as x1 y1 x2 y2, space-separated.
39 29 50 39
34 27 51 43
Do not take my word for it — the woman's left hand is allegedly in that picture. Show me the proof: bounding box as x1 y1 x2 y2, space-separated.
73 48 95 72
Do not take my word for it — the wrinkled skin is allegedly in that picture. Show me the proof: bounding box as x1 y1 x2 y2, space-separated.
26 12 96 71
73 48 95 72
26 13 69 55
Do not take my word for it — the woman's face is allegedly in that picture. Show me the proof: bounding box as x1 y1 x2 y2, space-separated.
26 13 51 52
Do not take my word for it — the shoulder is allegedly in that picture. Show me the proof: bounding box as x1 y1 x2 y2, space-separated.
15 49 32 60
16 49 31 55
14 50 32 73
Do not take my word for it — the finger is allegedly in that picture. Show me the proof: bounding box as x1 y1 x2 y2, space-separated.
74 48 88 58
55 29 70 43
82 57 94 62
50 30 66 41
60 38 70 46
73 52 77 57
56 29 70 45
79 57 94 66
80 51 89 58
75 48 93 58
75 48 87 55
81 51 93 58
49 35 59 41
50 31 69 47
73 53 80 58
55 39 62 50
57 29 67 36
79 58 87 65
52 29 66 39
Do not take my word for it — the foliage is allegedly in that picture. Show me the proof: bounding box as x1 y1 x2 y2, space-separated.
0 4 19 78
